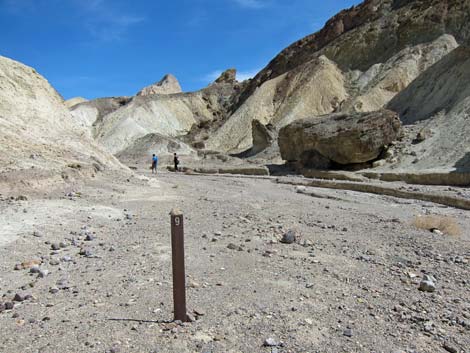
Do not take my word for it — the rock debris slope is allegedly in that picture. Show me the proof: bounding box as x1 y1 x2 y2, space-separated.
386 43 470 172
0 56 123 191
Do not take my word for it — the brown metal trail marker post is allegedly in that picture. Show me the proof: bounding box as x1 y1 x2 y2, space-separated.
170 208 188 322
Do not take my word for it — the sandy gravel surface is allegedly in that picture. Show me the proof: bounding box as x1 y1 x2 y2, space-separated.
0 171 469 353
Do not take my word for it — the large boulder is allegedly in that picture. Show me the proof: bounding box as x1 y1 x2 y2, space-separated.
278 110 402 169
137 74 182 96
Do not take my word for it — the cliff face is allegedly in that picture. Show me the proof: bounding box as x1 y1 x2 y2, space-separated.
0 56 123 190
236 0 470 109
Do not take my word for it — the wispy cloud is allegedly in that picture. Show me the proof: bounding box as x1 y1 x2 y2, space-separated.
74 0 145 41
232 0 267 9
237 69 260 81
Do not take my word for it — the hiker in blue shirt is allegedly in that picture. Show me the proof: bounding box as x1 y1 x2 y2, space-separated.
151 154 158 174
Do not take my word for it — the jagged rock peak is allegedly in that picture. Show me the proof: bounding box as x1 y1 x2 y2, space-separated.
215 68 237 84
136 74 182 96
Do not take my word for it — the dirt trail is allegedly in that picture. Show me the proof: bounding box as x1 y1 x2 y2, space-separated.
0 171 469 353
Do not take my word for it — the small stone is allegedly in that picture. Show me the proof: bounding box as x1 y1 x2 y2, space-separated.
49 287 60 294
280 230 296 244
51 243 60 251
419 276 436 292
227 243 238 250
61 255 73 262
0 303 6 312
188 280 200 289
13 293 26 302
38 269 49 278
85 234 95 241
264 338 280 347
32 231 43 238
79 249 93 257
49 259 60 266
443 343 458 353
343 328 353 337
5 302 14 310
30 265 41 274
193 308 205 316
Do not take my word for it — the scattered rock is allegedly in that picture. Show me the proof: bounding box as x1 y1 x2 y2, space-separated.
280 230 297 244
263 338 280 347
13 293 26 302
419 275 436 292
443 343 458 353
38 269 49 278
32 231 43 238
49 287 60 294
343 328 353 337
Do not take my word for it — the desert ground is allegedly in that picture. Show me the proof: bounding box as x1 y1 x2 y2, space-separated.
0 169 468 353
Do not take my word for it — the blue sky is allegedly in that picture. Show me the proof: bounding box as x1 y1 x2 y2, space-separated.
0 0 361 99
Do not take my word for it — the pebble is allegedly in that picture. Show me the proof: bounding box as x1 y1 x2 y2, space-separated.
0 303 5 312
32 231 43 238
419 275 436 292
38 269 49 278
280 229 296 244
343 328 353 337
5 302 14 310
49 287 60 294
188 280 201 289
51 243 60 251
49 259 60 266
264 338 280 347
30 265 41 274
13 293 26 302
443 343 458 353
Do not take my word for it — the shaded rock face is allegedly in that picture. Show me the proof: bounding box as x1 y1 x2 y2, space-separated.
384 45 470 172
251 120 276 154
137 74 182 96
279 110 402 169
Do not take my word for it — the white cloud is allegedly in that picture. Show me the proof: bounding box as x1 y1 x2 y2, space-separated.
237 69 259 81
233 0 267 9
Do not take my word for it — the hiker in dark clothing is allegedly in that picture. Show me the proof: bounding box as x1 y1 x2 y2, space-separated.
173 153 179 172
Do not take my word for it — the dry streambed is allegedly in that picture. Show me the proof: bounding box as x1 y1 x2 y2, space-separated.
0 172 469 353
